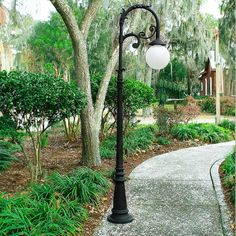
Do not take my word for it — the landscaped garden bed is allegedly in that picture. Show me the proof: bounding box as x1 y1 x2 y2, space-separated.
0 121 234 235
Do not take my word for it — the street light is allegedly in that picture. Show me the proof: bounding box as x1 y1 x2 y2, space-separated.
107 4 170 224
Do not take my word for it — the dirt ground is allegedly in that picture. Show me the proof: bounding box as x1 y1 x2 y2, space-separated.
0 132 227 236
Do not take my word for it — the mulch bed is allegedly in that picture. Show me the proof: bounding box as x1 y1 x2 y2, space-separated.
0 134 206 235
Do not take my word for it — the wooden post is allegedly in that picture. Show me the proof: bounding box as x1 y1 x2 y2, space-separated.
214 28 221 124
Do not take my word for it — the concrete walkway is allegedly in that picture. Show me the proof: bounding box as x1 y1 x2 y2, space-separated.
94 141 235 236
136 115 235 125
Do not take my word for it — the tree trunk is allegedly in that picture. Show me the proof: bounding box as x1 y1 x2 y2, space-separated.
80 110 101 166
143 65 153 117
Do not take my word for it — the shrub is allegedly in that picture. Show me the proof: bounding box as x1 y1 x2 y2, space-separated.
100 126 157 159
47 167 111 204
171 125 197 140
179 96 201 123
199 96 235 116
0 194 88 235
153 106 183 134
156 136 171 145
92 75 156 133
199 96 216 113
171 123 232 143
0 167 110 235
0 70 86 182
221 149 235 204
219 119 235 132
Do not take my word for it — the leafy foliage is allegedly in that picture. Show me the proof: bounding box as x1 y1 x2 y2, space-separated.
0 142 18 171
179 96 201 123
157 58 187 104
219 119 235 132
0 167 110 235
47 168 111 204
0 70 86 182
199 96 235 116
171 123 232 143
153 106 183 134
156 136 172 145
100 126 157 159
92 75 156 132
221 149 235 204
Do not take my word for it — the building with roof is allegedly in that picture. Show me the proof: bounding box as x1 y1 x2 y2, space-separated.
198 51 225 96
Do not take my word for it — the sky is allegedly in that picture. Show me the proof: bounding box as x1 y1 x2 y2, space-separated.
3 0 222 21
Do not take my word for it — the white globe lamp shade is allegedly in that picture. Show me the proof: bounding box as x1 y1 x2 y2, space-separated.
146 45 170 70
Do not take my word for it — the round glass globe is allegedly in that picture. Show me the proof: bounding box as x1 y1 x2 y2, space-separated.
145 45 170 70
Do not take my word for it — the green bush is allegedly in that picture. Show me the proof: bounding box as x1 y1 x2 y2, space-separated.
171 123 232 143
92 75 156 133
171 125 197 140
153 106 183 134
199 97 216 113
199 96 235 116
0 70 86 182
219 119 235 132
0 167 110 235
100 126 157 159
156 136 172 145
0 194 88 235
221 149 235 204
47 168 111 204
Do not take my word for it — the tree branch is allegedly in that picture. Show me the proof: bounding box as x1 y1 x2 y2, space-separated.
50 0 83 48
94 10 142 120
80 0 102 39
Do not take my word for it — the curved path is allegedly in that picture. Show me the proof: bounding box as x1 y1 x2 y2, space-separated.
94 141 234 236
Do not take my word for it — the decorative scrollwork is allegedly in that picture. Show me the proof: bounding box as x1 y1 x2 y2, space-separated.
123 32 141 48
138 25 156 40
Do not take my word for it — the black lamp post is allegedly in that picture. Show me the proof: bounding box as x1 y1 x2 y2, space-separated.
107 4 170 224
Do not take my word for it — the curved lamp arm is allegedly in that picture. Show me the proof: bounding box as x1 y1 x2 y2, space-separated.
119 4 165 48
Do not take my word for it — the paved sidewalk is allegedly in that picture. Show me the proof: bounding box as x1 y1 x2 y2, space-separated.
94 141 235 236
136 115 235 125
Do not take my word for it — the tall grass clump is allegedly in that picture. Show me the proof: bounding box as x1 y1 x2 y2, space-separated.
100 126 157 159
219 119 235 132
0 167 111 235
0 141 18 171
47 167 111 204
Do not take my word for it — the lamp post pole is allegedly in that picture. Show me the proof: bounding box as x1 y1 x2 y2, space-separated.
107 4 168 224
214 28 221 124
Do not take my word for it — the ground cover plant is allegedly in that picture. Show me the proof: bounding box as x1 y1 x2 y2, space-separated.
171 123 232 143
219 119 235 132
0 167 111 235
100 126 157 159
0 142 18 171
221 150 235 204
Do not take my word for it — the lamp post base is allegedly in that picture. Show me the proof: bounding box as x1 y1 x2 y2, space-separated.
107 211 134 224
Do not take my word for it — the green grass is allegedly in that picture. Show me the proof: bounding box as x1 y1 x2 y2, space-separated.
171 123 232 143
0 167 111 235
221 149 235 204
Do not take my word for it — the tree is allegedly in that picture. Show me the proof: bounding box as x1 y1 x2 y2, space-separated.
157 58 187 104
91 75 156 134
0 70 86 182
219 0 236 95
50 0 142 166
